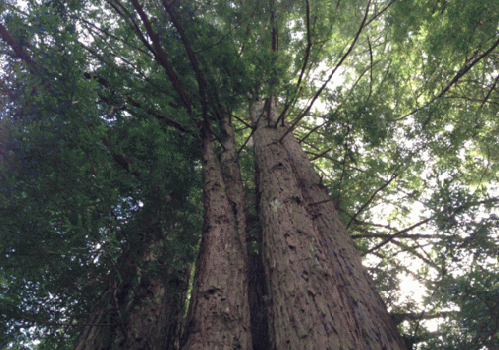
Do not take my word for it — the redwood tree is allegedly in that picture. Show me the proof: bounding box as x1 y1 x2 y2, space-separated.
1 0 499 349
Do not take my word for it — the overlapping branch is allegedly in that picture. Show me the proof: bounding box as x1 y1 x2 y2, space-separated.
279 0 373 143
129 0 193 113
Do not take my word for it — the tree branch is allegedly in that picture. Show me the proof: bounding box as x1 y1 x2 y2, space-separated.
279 0 372 143
481 72 499 107
438 35 499 98
352 232 448 240
107 0 157 57
129 0 193 113
390 238 439 269
275 0 312 126
390 311 455 325
347 174 397 229
162 1 208 119
0 23 38 74
360 218 433 257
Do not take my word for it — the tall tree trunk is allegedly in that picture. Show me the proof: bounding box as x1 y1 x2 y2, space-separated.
220 115 269 349
75 218 187 350
180 122 252 349
250 99 406 350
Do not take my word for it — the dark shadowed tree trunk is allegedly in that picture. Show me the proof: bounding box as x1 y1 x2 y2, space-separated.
250 99 406 349
75 212 189 350
180 120 252 349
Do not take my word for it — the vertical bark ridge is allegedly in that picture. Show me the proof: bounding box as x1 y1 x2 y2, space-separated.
282 125 405 348
219 115 254 346
250 100 406 350
181 125 252 349
220 116 249 258
220 115 269 349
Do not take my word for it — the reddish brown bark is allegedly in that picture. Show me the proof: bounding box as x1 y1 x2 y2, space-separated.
180 123 252 349
0 23 38 74
220 116 249 257
220 115 269 348
250 99 406 350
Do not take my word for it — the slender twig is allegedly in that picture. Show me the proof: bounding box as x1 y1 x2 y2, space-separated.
0 23 38 73
366 36 373 103
390 239 439 269
480 72 499 107
107 0 157 57
365 0 396 27
20 315 115 327
352 232 447 240
360 218 432 257
37 245 85 295
336 124 351 203
346 174 397 229
279 0 373 143
275 0 312 126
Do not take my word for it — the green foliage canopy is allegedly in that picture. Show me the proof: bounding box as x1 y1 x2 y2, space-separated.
0 0 498 348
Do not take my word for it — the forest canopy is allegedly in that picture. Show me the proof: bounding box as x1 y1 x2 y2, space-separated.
1 0 498 349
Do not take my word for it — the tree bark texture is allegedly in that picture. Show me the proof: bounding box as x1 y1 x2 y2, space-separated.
250 99 406 350
180 123 252 349
221 115 270 348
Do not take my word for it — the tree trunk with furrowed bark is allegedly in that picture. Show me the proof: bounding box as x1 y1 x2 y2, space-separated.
180 119 252 349
250 99 406 350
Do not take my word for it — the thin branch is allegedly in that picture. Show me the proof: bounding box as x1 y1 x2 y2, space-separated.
360 218 433 257
340 213 395 230
20 315 115 327
438 35 499 98
389 239 439 269
81 41 171 98
480 72 499 107
162 1 208 118
129 0 192 113
309 147 333 161
238 102 268 154
0 23 38 74
336 124 351 204
298 119 327 144
390 311 456 325
106 0 157 57
275 0 312 125
352 232 448 240
231 113 253 128
269 0 278 52
79 15 153 59
308 197 337 207
279 0 372 143
365 0 396 27
36 245 85 295
366 36 373 103
85 72 189 132
195 12 256 54
295 0 311 91
346 174 397 229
